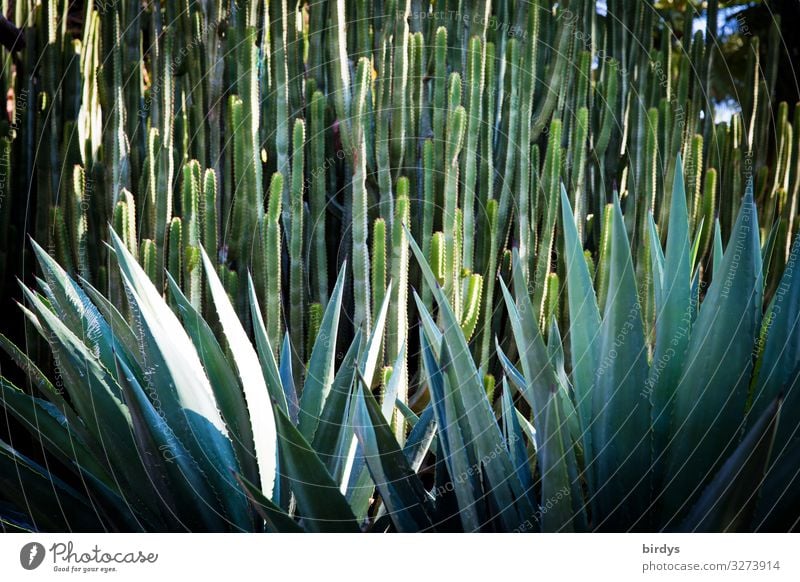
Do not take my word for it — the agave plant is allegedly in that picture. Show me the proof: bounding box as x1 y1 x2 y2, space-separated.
2 157 798 532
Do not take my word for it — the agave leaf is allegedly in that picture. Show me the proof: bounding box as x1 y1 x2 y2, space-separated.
560 185 600 458
749 233 800 422
713 218 724 282
248 274 293 421
200 246 278 499
538 382 577 532
109 232 251 524
0 512 34 533
663 184 763 524
114 353 230 531
515 410 538 452
690 216 705 273
167 273 258 485
0 378 113 490
381 344 406 420
547 318 582 450
649 159 692 487
647 214 665 313
272 404 360 532
681 397 780 532
299 267 346 441
18 284 157 515
547 318 588 530
751 362 800 531
312 332 362 476
500 260 553 439
761 218 781 283
414 289 443 355
500 275 577 532
352 375 435 532
78 277 143 370
236 475 303 533
279 333 297 418
495 340 527 393
411 233 535 531
0 333 85 438
418 329 482 531
341 285 392 515
0 440 106 531
403 404 437 471
500 379 535 502
395 399 420 428
30 240 124 383
591 194 650 530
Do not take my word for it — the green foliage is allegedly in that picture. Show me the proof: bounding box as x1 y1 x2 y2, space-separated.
0 0 798 533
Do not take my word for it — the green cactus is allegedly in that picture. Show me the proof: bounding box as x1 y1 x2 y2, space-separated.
387 178 410 443
289 119 306 373
352 57 372 336
372 218 387 325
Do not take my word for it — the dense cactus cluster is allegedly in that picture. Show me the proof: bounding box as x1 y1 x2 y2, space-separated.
0 0 799 532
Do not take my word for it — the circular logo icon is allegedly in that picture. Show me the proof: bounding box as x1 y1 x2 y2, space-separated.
20 542 46 570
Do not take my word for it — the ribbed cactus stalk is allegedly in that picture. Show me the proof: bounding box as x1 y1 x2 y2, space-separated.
687 133 705 235
289 119 306 375
307 302 323 358
533 119 562 326
309 90 329 305
264 172 284 356
479 198 499 368
421 139 435 306
182 160 202 309
443 99 466 312
351 58 372 336
699 168 718 260
116 189 137 259
168 217 183 290
596 203 615 312
432 27 448 210
51 206 73 275
375 42 393 227
390 1 410 174
140 238 157 284
203 169 218 270
461 273 484 342
387 178 410 443
478 41 496 275
484 374 496 406
371 218 387 325
431 231 446 286
155 30 175 289
70 164 90 281
269 0 291 222
543 273 560 341
516 5 540 279
229 95 261 270
495 38 520 260
462 36 484 273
